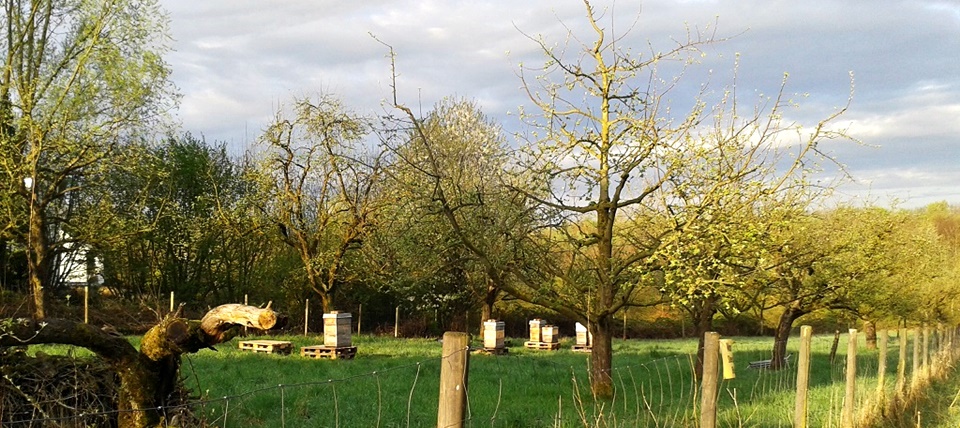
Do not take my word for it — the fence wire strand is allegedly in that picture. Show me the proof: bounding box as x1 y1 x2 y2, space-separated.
4 328 957 427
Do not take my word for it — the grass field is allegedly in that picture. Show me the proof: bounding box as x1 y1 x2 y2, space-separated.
173 332 917 428
25 330 953 427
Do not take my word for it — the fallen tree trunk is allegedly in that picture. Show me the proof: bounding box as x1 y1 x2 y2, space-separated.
0 304 280 428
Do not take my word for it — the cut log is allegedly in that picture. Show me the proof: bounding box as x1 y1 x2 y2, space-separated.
200 303 279 342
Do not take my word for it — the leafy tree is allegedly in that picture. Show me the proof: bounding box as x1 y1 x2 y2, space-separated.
251 95 383 312
647 69 850 375
0 0 174 318
505 1 717 396
756 206 945 367
95 134 267 308
383 97 537 335
510 1 853 393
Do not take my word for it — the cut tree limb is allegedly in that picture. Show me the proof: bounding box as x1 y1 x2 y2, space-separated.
1 303 282 428
199 303 278 342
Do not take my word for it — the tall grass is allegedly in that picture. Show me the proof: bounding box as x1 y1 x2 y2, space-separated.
176 333 912 427
25 331 938 427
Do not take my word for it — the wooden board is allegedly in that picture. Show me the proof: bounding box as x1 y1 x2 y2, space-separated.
301 345 357 360
524 341 560 351
238 340 293 355
572 344 592 353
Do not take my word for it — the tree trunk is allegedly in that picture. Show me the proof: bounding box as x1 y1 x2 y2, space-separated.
692 295 719 380
771 305 806 370
320 291 334 313
864 320 877 350
589 315 614 398
478 280 498 338
1 304 279 427
26 206 48 319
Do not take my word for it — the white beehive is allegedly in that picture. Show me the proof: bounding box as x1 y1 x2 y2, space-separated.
323 311 352 348
576 322 593 346
529 319 544 342
542 325 559 343
484 319 505 349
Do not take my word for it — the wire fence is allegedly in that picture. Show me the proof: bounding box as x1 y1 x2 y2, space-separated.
2 327 957 427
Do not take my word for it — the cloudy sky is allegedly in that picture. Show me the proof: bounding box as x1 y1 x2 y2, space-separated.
158 0 959 209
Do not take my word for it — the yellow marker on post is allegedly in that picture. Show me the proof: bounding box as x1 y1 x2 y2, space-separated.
719 339 735 380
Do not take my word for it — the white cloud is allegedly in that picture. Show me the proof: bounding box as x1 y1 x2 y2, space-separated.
158 0 960 208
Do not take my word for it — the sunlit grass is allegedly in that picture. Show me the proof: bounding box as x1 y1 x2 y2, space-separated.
26 331 944 427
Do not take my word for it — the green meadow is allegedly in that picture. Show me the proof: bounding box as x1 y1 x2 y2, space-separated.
171 332 917 427
27 331 956 427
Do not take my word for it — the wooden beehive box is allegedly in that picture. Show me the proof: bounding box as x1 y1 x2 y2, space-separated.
484 319 505 349
529 319 543 342
576 322 592 346
323 311 352 348
542 325 559 343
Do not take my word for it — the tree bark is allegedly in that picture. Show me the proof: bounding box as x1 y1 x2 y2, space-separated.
26 203 49 319
589 315 613 398
864 320 877 350
771 305 806 370
478 280 498 337
0 304 279 427
692 295 719 380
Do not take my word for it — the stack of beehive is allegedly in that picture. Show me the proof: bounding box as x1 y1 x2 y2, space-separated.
301 311 357 360
525 318 560 351
573 322 593 352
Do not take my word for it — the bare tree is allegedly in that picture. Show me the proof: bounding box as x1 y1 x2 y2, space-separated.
251 95 383 312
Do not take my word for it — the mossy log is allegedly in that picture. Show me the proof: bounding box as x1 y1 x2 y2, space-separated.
0 304 280 428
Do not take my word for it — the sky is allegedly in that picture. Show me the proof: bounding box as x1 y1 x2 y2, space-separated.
158 0 959 209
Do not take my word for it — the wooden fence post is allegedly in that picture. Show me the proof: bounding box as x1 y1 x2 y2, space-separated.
829 330 841 363
357 304 362 335
877 330 888 398
700 332 720 428
437 331 469 428
794 325 813 428
912 328 921 386
83 286 89 324
395 306 400 338
304 299 309 336
841 328 858 428
923 325 930 372
896 328 906 394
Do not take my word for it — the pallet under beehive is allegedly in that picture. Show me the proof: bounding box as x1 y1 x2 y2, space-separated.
473 346 509 355
524 341 560 351
300 345 358 360
238 340 293 355
572 344 592 353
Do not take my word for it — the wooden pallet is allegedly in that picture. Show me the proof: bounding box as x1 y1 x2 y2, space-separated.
524 341 560 351
572 345 592 353
301 345 357 360
238 340 293 355
473 347 509 355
